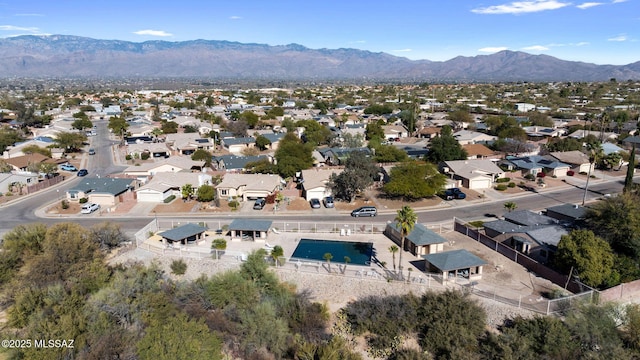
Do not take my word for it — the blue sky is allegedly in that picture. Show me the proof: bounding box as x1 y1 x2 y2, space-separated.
0 0 638 65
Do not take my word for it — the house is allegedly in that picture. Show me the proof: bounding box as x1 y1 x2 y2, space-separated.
2 136 56 159
417 126 441 139
66 177 136 208
228 219 272 241
500 155 571 177
2 153 57 172
382 125 409 140
212 155 271 172
125 142 171 159
602 142 626 156
452 130 497 145
522 126 565 139
318 147 371 166
221 137 256 154
548 151 593 174
462 143 499 160
515 103 536 112
567 129 618 141
384 222 446 256
545 204 587 223
300 168 344 201
0 173 40 194
440 159 504 190
123 157 205 179
165 133 215 155
215 173 283 201
503 210 559 227
258 133 285 150
159 223 207 245
422 249 487 282
136 172 213 203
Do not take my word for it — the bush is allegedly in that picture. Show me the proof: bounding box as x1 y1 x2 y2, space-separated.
61 200 69 209
495 177 511 183
579 171 588 175
508 182 516 188
495 184 508 191
141 152 150 160
125 154 132 161
537 172 546 178
468 220 484 228
79 197 88 204
164 195 176 203
170 259 187 275
524 174 535 181
567 170 575 176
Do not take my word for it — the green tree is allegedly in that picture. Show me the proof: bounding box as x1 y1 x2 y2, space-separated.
21 144 52 157
271 245 284 266
108 115 129 138
161 120 179 134
383 161 446 200
395 205 417 276
239 110 260 128
503 201 517 212
137 313 222 360
554 229 615 288
71 117 93 131
425 125 467 163
371 144 408 163
297 119 332 145
586 192 640 258
255 134 272 150
191 149 213 168
211 238 227 259
625 143 636 193
170 259 188 275
196 184 215 202
55 131 87 152
274 133 314 178
365 120 385 140
328 151 378 201
323 252 333 272
181 184 194 200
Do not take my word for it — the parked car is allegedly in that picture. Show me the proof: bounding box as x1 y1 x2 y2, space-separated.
77 169 89 177
60 163 77 172
81 203 100 214
253 198 266 210
88 148 96 155
443 188 466 200
310 198 321 209
323 196 335 208
350 206 377 217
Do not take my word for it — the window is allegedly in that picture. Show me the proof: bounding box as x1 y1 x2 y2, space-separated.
220 189 228 196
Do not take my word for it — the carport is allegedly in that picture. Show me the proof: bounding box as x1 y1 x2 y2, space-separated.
159 223 207 245
423 249 487 283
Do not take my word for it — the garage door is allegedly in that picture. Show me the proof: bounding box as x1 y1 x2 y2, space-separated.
469 178 491 190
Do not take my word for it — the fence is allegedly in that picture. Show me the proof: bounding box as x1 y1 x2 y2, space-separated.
26 175 65 194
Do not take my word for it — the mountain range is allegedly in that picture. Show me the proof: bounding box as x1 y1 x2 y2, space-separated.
0 35 639 82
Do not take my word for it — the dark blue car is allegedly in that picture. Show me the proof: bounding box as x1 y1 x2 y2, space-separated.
77 169 89 177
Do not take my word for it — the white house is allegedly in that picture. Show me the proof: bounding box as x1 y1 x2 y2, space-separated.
215 173 283 201
452 130 497 145
136 172 213 203
440 159 505 190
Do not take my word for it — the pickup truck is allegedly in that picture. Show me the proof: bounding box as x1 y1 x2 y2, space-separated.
443 188 466 200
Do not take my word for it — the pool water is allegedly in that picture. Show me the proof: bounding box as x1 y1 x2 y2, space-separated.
291 238 373 266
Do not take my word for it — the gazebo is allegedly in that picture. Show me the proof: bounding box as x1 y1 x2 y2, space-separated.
228 219 272 242
422 249 487 283
384 222 446 256
159 223 207 245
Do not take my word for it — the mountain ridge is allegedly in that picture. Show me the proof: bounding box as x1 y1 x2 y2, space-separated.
0 35 638 81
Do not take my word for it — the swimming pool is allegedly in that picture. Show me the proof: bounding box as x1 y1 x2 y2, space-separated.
291 238 373 266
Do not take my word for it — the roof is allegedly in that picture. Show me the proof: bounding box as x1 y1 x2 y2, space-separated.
503 210 558 226
462 143 495 157
70 177 134 196
4 153 50 168
216 173 283 191
387 222 446 246
602 142 625 155
545 204 587 220
222 137 256 146
525 225 568 247
442 159 503 178
301 168 344 190
214 155 269 170
423 249 487 271
228 219 272 232
504 155 570 170
549 150 590 165
159 223 207 241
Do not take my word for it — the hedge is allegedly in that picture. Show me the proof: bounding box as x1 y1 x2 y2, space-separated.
164 195 176 203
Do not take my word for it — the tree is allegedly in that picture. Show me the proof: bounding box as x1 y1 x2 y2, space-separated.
323 252 333 272
270 245 284 266
161 120 179 134
181 184 194 200
365 120 385 140
554 229 615 288
108 115 129 138
71 117 93 131
55 131 87 152
239 110 260 128
274 133 314 178
91 222 129 250
425 125 467 163
383 161 446 200
586 192 640 258
625 143 636 193
191 149 213 168
255 134 272 150
503 201 518 212
388 245 399 271
21 144 52 157
196 184 215 202
211 238 226 259
395 206 416 276
582 142 603 205
328 151 378 201
297 119 332 145
170 259 188 275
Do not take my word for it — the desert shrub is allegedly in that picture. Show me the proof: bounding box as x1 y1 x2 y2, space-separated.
508 182 516 188
496 177 511 183
79 197 88 204
141 152 150 160
164 195 176 203
61 200 69 209
125 154 132 161
468 220 484 228
495 184 508 191
170 259 187 275
524 174 535 181
229 200 239 210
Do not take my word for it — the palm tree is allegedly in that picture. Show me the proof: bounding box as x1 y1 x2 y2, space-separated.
388 245 399 270
341 256 351 274
395 205 417 279
211 238 227 260
504 201 518 213
271 245 284 266
582 142 603 205
323 253 333 272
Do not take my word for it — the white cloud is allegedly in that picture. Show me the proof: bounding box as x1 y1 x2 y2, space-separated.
522 45 549 51
576 2 604 9
608 34 628 41
478 47 508 53
392 49 413 53
472 0 570 14
133 30 173 37
0 25 39 32
229 16 242 20
13 13 44 17
612 0 627 3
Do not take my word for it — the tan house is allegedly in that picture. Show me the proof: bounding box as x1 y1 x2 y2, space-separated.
384 222 446 256
136 172 213 202
462 143 500 160
216 173 283 201
66 177 136 208
300 168 344 201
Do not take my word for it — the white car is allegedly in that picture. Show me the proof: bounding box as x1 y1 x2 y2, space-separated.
81 203 100 214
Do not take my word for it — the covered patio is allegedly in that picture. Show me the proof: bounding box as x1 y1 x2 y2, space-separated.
228 219 272 242
159 223 207 245
423 249 487 283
